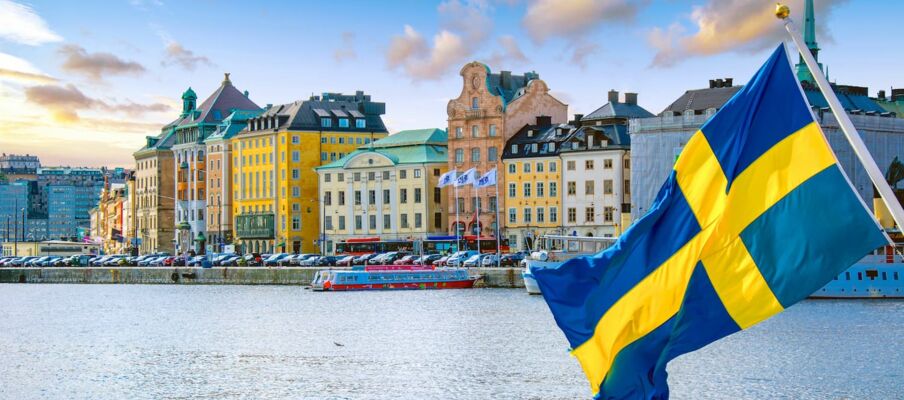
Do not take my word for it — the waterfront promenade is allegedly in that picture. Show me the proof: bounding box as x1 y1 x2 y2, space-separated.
0 267 525 288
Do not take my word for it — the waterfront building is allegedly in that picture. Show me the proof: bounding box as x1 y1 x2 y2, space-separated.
316 129 448 253
170 74 260 254
0 181 29 242
231 91 388 254
205 109 262 252
501 116 570 250
134 125 176 254
45 185 103 241
446 62 567 238
630 0 904 219
0 153 40 182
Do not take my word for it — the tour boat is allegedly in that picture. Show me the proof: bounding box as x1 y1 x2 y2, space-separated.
522 235 617 295
811 245 904 299
311 265 478 291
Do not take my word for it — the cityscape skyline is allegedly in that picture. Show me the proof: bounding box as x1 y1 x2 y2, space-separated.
0 0 901 168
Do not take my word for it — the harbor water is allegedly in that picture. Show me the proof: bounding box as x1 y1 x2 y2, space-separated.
0 285 901 399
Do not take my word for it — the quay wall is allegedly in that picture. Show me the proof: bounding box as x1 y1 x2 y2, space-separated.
0 267 525 288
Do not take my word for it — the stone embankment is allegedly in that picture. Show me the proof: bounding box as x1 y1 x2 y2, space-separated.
0 267 525 288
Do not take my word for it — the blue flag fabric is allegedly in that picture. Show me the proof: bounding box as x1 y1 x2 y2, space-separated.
532 44 887 399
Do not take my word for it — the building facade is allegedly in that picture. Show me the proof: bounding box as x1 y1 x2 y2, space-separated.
231 91 388 254
134 131 176 254
316 129 448 253
446 62 567 239
170 74 260 254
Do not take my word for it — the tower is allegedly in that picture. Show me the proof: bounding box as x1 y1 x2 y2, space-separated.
796 0 823 84
181 87 197 117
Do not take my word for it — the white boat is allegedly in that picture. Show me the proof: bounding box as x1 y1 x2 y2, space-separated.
522 235 617 295
811 245 904 299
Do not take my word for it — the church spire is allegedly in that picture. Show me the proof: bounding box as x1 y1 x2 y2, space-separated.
796 0 823 84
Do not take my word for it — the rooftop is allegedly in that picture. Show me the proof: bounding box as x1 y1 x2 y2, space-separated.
502 116 576 159
583 90 654 122
316 128 447 170
247 91 387 133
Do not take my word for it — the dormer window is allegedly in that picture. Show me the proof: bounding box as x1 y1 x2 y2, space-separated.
356 119 366 128
527 130 534 138
339 118 349 128
321 118 332 128
531 143 538 153
549 142 556 152
511 144 518 153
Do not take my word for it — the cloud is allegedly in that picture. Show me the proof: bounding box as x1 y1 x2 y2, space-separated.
648 0 846 67
386 0 493 81
487 35 528 67
569 42 599 69
162 41 213 70
0 0 62 45
24 83 171 122
59 44 145 81
0 52 57 83
333 31 357 63
522 0 644 43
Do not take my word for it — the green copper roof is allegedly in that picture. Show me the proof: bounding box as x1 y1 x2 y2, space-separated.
368 128 446 148
182 87 197 100
316 144 447 170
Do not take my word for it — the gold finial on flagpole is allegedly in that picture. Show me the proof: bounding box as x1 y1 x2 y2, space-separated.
775 3 790 19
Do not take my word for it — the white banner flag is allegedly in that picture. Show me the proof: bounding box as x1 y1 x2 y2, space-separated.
437 169 457 187
475 169 497 188
454 168 477 187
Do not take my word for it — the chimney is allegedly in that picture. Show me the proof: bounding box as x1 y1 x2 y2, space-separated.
709 79 716 88
624 92 638 105
573 113 583 122
878 90 887 101
608 90 619 103
535 115 552 126
501 71 512 89
725 78 733 87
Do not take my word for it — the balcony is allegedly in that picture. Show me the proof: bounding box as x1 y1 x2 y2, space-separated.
464 109 484 120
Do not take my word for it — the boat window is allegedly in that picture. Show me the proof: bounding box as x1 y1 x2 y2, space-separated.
857 272 862 280
895 272 900 280
882 272 887 280
845 271 850 280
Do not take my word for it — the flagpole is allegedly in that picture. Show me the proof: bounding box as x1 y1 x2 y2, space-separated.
494 170 501 268
454 183 460 252
778 5 904 232
475 177 480 256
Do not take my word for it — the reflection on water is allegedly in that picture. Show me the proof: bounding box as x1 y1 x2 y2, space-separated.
0 285 901 399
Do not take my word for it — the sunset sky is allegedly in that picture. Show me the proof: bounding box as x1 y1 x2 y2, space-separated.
1 0 900 168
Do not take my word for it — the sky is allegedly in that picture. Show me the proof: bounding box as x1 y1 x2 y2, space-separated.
0 0 901 168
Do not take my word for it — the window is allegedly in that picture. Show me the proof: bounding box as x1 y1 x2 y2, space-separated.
324 191 332 206
330 153 337 161
604 179 613 194
549 182 557 197
355 215 363 230
536 182 545 197
537 207 545 223
414 188 422 203
354 191 362 205
550 207 558 223
471 148 480 162
567 160 576 171
356 119 366 128
508 208 517 223
291 151 300 162
321 137 327 144
292 169 299 179
338 173 344 182
384 214 391 229
455 127 463 138
339 216 346 230
604 159 613 169
330 137 336 144
537 162 544 173
489 196 497 212
508 183 516 198
471 97 479 109
321 118 332 128
292 135 299 144
457 197 465 211
339 191 346 205
567 208 576 223
433 187 441 203
292 186 300 197
324 173 331 183
585 180 595 195
455 149 464 163
369 190 376 204
401 214 409 228
586 160 594 170
433 168 440 176
414 169 421 178
508 164 516 174
488 147 498 162
339 118 349 128
625 180 631 195
383 171 390 180
585 207 595 222
400 189 408 203
400 170 407 179
522 162 530 173
383 189 391 204
324 216 333 230
624 158 630 169
369 215 376 230
489 124 497 137
567 181 576 195
523 183 531 197
511 144 518 153
339 137 345 144
415 213 422 229
523 208 532 223
604 207 615 222
434 213 443 229
471 125 479 137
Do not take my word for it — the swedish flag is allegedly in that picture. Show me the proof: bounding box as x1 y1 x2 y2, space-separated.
532 44 887 399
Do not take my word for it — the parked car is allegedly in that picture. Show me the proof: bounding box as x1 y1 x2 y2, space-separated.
418 254 442 266
336 255 355 266
314 255 340 266
499 253 526 267
262 253 288 266
368 251 407 265
446 250 478 267
353 253 379 265
432 256 449 267
480 254 500 267
463 253 494 268
393 255 420 265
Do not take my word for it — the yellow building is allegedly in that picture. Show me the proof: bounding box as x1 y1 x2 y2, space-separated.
231 92 388 254
315 129 449 254
501 116 570 251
